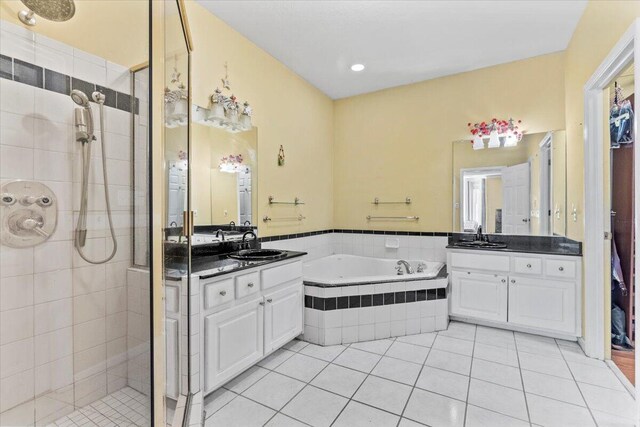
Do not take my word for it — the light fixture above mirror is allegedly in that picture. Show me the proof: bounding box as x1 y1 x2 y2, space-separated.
202 62 253 133
468 118 523 150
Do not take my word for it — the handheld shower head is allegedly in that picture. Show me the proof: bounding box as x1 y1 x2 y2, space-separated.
70 89 90 107
19 0 76 26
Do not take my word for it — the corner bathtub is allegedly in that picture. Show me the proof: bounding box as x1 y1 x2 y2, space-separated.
302 254 449 346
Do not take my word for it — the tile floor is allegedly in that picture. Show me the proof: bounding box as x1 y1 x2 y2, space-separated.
203 322 636 427
49 387 150 427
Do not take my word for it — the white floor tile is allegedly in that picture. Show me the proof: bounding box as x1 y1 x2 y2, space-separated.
559 345 605 367
283 339 309 352
223 365 270 393
203 388 236 416
385 341 430 364
568 362 626 391
242 372 305 410
474 326 516 349
349 338 393 355
578 382 636 421
371 356 422 385
415 366 469 401
333 400 400 427
353 375 412 415
204 395 275 427
518 351 572 379
432 334 474 356
467 378 528 421
282 386 348 427
521 369 585 406
333 348 382 373
396 332 437 348
425 349 471 376
465 404 529 427
310 364 367 398
257 348 296 370
437 321 476 341
591 408 637 427
264 413 308 427
398 418 425 427
471 358 522 390
527 393 596 427
403 388 465 427
274 353 328 382
473 342 519 367
299 343 346 362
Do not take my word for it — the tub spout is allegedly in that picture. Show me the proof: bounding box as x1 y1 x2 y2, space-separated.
397 260 414 274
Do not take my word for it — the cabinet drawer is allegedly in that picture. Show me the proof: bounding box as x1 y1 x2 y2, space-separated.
262 261 302 290
450 252 510 272
235 272 260 299
204 278 235 309
513 257 542 275
545 259 576 279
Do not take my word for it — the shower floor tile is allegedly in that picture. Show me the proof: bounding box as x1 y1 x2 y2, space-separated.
49 387 150 427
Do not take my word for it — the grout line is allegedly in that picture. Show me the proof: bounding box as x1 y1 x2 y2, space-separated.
553 338 599 426
462 323 478 427
328 337 399 426
511 330 534 427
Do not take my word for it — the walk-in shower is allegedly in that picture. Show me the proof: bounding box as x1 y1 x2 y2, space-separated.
71 89 118 264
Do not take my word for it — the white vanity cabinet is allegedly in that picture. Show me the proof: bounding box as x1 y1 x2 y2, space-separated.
201 259 303 394
448 249 581 338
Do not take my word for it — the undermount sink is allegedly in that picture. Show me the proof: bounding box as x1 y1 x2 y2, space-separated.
453 241 508 249
228 249 287 260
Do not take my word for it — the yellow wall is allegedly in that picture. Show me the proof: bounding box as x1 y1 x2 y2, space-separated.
0 0 147 67
334 52 566 232
185 1 334 237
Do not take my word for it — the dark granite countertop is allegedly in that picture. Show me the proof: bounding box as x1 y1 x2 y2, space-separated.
447 233 582 256
164 250 306 281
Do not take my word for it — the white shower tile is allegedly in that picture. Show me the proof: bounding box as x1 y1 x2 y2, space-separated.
0 246 33 278
33 119 72 153
35 88 73 124
0 79 34 115
34 240 72 273
34 150 73 182
0 145 33 179
73 318 106 352
0 306 33 345
0 369 34 412
73 291 106 324
73 57 106 86
0 111 34 149
34 33 73 55
35 43 73 75
35 326 73 366
0 28 35 62
33 269 72 304
0 274 33 311
0 337 34 379
34 298 72 335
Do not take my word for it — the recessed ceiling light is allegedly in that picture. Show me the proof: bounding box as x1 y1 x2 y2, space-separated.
350 63 365 72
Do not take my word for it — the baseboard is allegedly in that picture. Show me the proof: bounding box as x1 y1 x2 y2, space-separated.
450 316 579 341
605 359 635 396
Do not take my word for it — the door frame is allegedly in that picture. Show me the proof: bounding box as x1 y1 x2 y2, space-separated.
538 132 553 235
583 19 639 376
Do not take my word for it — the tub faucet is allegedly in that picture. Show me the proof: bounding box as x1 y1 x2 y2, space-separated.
417 262 426 273
397 260 414 274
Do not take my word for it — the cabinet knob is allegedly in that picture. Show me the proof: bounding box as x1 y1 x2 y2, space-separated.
501 279 506 283
558 266 564 272
267 298 273 303
526 264 532 268
219 290 227 296
510 279 516 284
259 301 265 306
248 282 254 288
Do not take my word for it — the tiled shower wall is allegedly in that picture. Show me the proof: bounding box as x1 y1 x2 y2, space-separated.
0 21 136 425
261 232 448 263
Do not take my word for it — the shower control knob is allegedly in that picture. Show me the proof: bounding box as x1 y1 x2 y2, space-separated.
37 196 53 207
20 195 38 205
1 193 16 206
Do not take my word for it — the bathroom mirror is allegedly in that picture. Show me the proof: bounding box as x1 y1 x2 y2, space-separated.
452 130 567 236
190 123 258 227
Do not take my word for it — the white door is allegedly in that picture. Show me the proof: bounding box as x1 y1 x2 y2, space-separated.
238 167 252 226
204 297 264 393
450 271 508 322
508 275 576 334
264 283 303 353
502 162 530 234
168 160 187 227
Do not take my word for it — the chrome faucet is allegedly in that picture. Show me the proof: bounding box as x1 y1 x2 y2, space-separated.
215 229 226 241
397 260 414 274
475 225 484 242
242 230 257 243
417 262 426 273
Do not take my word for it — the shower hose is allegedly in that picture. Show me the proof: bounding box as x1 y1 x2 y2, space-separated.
74 101 118 264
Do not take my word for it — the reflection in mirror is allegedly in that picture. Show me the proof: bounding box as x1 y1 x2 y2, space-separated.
191 124 257 228
453 130 567 236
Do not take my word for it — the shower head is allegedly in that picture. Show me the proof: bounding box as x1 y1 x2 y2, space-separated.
18 0 76 26
70 90 90 108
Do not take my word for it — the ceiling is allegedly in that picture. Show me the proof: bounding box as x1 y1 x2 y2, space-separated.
197 0 587 99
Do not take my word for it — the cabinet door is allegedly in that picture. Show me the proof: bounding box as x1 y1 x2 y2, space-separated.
508 275 576 334
165 319 179 399
264 282 303 353
450 270 508 322
204 297 264 393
